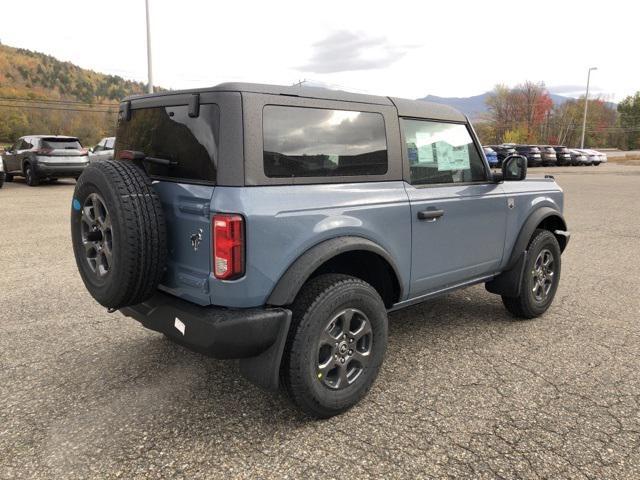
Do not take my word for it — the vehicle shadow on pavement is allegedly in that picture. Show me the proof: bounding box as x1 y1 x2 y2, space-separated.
33 288 534 474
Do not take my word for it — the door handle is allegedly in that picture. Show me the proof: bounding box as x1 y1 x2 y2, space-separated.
417 209 445 221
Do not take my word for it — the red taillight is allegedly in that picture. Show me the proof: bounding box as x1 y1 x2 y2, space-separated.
36 148 53 155
118 150 145 161
213 214 244 280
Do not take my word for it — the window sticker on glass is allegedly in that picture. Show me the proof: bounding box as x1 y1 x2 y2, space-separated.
437 143 470 171
415 132 435 164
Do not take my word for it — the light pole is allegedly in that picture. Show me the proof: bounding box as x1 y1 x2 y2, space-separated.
580 67 597 148
145 0 153 94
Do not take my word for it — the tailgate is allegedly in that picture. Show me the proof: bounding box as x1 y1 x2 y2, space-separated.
153 181 214 305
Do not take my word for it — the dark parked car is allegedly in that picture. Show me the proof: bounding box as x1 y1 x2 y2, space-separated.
552 146 572 166
483 146 498 167
539 146 558 166
1 135 89 186
569 149 589 166
487 145 516 166
70 82 569 418
514 145 542 167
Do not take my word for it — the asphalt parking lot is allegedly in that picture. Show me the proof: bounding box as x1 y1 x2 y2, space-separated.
1 164 639 479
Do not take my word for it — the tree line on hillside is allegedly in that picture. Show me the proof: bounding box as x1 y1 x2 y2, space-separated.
475 82 640 149
0 106 118 147
0 44 150 147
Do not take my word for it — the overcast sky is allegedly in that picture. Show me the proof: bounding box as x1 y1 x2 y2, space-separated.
1 0 636 102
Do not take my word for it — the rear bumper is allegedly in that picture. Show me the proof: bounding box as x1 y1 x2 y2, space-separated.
120 291 291 360
34 162 88 178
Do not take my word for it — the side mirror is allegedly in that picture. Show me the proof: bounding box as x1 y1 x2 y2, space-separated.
502 155 527 181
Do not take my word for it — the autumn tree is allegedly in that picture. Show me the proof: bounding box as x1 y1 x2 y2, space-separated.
485 82 553 144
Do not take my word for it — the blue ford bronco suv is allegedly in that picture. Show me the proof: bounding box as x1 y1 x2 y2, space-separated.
71 83 569 418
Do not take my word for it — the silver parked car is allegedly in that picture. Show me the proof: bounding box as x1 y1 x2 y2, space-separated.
1 135 89 186
89 137 115 162
578 149 607 166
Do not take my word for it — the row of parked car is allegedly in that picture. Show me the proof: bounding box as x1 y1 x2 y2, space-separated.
0 132 606 189
0 135 115 187
482 144 608 167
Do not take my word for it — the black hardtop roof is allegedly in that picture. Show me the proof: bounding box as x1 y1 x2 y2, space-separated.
123 82 467 122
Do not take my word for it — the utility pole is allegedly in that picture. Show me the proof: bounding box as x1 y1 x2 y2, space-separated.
145 0 153 93
580 67 597 148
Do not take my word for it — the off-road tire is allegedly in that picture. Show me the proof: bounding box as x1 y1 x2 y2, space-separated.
71 160 167 309
502 229 561 319
24 164 39 186
282 274 388 418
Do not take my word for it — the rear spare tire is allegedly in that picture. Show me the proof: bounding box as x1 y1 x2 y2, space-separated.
71 160 167 309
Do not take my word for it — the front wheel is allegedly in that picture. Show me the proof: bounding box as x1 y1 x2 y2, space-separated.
282 274 388 418
502 229 561 319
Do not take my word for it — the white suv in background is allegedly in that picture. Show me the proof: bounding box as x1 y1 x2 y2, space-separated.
0 154 5 188
89 137 115 162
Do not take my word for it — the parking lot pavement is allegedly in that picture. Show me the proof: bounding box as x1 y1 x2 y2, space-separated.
1 164 639 479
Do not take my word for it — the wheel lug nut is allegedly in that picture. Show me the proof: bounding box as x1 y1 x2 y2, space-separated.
340 358 345 364
348 349 353 355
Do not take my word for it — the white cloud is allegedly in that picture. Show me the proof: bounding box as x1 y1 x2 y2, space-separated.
0 0 637 102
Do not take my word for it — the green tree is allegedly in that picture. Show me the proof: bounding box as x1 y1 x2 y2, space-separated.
503 126 529 144
618 92 640 150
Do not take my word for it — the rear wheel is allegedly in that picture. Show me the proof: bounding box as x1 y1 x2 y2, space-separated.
282 274 388 418
502 229 561 319
24 164 39 186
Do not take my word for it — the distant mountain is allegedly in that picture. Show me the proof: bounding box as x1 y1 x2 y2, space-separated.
418 92 578 120
0 43 163 144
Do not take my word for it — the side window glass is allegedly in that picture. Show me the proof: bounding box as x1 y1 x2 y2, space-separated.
105 138 115 149
401 119 486 186
263 105 388 178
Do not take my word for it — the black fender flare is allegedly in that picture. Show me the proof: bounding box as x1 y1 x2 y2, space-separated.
487 206 568 297
267 236 404 306
506 206 567 269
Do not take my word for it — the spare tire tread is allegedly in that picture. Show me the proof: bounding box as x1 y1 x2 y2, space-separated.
72 160 167 309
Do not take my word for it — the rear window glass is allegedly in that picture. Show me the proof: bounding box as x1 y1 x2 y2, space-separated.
263 106 388 178
115 104 220 183
42 138 82 150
